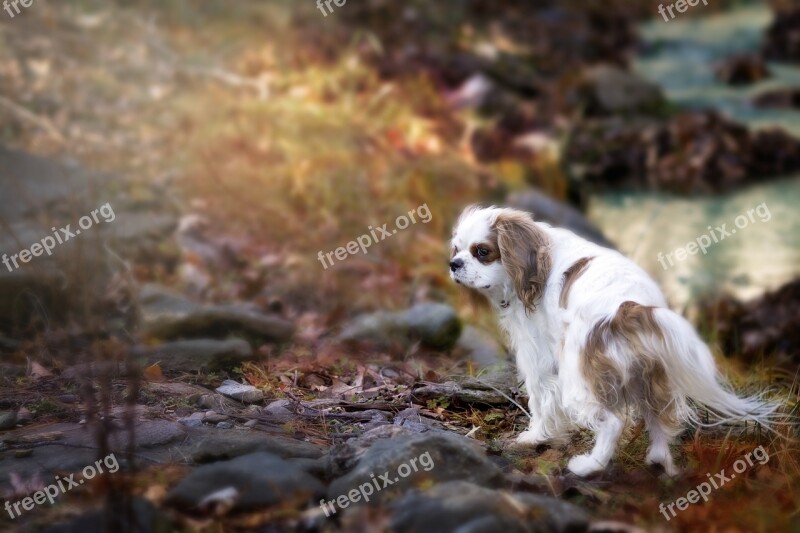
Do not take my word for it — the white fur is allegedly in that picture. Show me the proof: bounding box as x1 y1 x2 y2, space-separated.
451 207 777 477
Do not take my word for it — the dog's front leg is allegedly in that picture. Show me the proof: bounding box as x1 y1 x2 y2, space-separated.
515 377 569 446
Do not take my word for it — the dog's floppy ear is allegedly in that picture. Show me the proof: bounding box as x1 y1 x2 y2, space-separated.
494 210 551 313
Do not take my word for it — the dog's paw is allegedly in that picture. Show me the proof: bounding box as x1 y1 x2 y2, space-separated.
567 454 604 477
645 450 679 477
514 430 548 447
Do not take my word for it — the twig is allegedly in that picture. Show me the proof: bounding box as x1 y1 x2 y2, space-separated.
0 95 65 143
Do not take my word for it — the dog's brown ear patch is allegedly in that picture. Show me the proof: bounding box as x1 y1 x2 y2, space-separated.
494 210 552 313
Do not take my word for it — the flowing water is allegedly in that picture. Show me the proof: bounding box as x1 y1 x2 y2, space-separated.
587 4 800 309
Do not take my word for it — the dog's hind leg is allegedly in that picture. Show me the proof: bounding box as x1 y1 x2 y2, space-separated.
643 410 679 476
567 408 625 476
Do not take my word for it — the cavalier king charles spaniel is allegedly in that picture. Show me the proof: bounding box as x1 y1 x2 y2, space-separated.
450 205 776 477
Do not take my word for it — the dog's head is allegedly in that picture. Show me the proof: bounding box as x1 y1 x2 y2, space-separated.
450 206 551 312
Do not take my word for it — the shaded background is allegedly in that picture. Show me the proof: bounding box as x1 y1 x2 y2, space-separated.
0 0 798 531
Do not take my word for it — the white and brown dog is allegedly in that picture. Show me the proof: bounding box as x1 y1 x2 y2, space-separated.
449 205 776 476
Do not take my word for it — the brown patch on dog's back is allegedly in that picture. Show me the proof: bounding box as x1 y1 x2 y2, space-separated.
559 257 594 309
580 301 676 427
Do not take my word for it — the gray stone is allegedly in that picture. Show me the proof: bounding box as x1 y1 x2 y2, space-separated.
339 302 462 351
203 411 230 423
138 284 294 342
166 452 324 513
134 339 255 373
42 497 172 533
456 326 507 368
506 189 614 248
579 64 664 116
215 380 264 404
0 146 177 326
392 407 445 433
105 420 186 449
327 431 504 503
0 411 17 430
196 393 239 412
179 417 204 429
264 399 293 416
389 481 590 533
185 430 326 462
215 421 234 429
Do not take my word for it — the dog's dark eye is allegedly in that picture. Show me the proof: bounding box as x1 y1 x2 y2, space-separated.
477 247 489 257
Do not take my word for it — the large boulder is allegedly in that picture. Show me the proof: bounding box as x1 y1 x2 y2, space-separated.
577 65 664 116
138 284 294 343
133 339 256 373
0 145 177 327
185 430 327 462
327 430 505 504
338 302 462 351
389 481 590 533
166 452 324 513
506 189 615 248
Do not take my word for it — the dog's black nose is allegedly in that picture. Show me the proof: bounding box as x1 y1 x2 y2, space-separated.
449 258 464 272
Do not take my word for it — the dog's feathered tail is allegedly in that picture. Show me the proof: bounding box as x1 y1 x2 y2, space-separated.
650 308 782 431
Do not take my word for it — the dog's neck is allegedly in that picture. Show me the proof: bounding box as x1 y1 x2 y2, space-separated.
484 281 517 313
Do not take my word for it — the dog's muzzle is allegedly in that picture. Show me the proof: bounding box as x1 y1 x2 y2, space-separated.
449 258 464 272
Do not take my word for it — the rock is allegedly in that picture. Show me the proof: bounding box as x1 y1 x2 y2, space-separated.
0 145 177 326
166 452 324 513
327 431 504 503
42 497 172 533
389 481 590 533
196 393 240 412
216 421 234 429
455 326 506 369
264 399 293 414
339 303 462 351
179 412 205 428
61 361 132 380
179 417 204 429
715 54 770 85
763 7 800 63
203 411 230 423
698 279 800 368
506 190 615 248
133 339 255 373
107 420 186 449
568 111 800 195
752 88 800 110
14 449 33 458
138 284 294 342
392 407 446 433
215 380 264 404
186 430 326 462
0 411 17 430
577 65 664 116
0 335 20 352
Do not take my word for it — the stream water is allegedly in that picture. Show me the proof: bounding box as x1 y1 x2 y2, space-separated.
587 4 800 309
